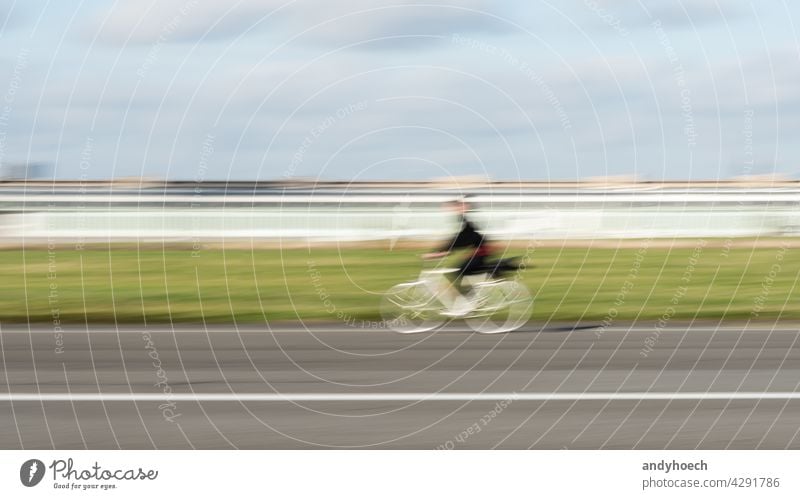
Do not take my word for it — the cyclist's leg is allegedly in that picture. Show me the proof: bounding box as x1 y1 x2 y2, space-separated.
458 254 487 294
442 256 484 315
440 261 466 306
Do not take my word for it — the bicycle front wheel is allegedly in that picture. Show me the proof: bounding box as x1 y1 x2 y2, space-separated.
380 282 445 333
466 280 532 334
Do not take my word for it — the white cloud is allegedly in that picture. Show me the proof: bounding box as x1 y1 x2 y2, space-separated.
0 0 25 33
90 0 513 47
643 0 745 27
577 0 746 33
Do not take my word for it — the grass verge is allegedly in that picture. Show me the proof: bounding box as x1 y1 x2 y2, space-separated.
1 243 797 323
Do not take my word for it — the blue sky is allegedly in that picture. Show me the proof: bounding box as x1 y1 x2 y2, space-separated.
0 0 798 181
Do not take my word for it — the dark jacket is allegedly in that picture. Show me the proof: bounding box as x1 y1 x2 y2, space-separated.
437 215 490 255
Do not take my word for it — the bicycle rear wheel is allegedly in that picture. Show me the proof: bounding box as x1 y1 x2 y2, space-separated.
380 282 445 333
466 280 532 334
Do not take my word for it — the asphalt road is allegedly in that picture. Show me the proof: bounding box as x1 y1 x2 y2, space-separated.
2 322 800 449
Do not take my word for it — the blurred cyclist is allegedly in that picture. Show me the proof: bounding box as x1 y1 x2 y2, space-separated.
422 196 494 316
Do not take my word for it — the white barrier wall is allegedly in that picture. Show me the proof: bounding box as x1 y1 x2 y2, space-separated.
1 187 799 242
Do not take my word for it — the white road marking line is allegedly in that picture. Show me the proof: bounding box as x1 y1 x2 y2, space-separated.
1 392 800 402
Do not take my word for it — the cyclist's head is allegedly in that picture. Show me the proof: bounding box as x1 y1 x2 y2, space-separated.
445 194 477 214
443 196 470 214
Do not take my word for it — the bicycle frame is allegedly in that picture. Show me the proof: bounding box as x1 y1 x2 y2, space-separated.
381 258 531 333
416 262 500 312
416 267 459 310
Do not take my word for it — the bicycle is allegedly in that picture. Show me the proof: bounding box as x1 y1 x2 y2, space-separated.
379 257 532 334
